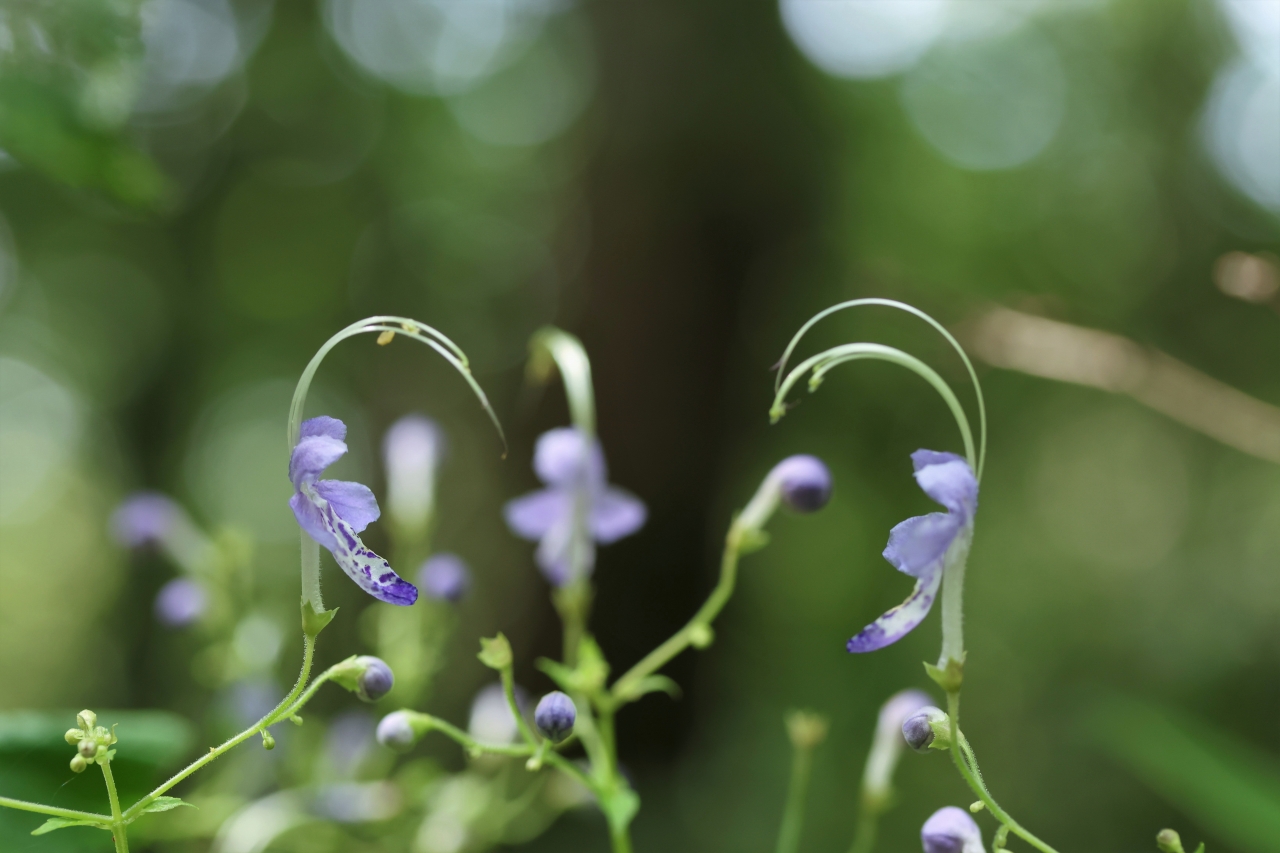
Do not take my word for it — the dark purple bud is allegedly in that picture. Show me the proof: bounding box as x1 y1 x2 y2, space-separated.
419 553 471 603
534 691 576 743
154 578 207 627
376 711 417 751
773 455 833 513
922 806 984 853
355 657 395 703
902 706 949 752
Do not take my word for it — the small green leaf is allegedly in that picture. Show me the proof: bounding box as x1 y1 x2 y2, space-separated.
1191 845 1206 853
302 601 338 638
32 818 106 836
536 658 579 693
737 528 770 554
139 796 194 815
575 635 610 691
478 633 513 670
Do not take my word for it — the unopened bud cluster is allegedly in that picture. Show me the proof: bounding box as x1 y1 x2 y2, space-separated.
64 710 117 773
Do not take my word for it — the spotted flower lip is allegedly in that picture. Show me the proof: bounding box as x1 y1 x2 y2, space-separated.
847 450 977 653
288 416 418 606
503 427 646 586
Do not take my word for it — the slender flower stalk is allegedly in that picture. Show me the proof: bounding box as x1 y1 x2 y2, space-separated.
776 711 829 853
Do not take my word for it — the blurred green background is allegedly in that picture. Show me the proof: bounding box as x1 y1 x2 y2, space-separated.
1 0 1278 851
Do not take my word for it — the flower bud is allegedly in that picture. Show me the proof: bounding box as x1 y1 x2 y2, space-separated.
774 455 833 513
419 553 471 603
376 710 418 752
534 692 577 744
902 706 951 752
355 657 395 703
70 755 87 773
78 739 97 759
922 806 985 853
262 732 276 750
64 728 83 745
77 710 97 731
1156 829 1185 853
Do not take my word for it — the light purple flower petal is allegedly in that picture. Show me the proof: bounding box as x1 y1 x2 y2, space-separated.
314 480 381 533
847 565 943 653
301 416 347 441
534 427 605 487
535 516 595 586
591 488 646 543
154 578 207 627
419 553 471 602
922 806 985 853
290 491 338 551
298 489 417 605
289 435 348 489
504 489 568 540
111 492 183 547
911 450 977 520
883 512 960 578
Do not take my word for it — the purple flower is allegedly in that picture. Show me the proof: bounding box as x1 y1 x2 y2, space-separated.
376 711 417 751
354 656 395 702
468 682 528 744
382 414 443 530
503 427 646 585
419 553 471 603
774 455 833 513
154 578 208 627
847 450 977 654
921 806 985 853
288 416 417 606
902 705 948 752
534 691 576 743
111 493 183 547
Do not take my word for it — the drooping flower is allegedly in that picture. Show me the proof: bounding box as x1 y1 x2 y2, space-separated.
861 689 932 804
382 414 444 532
921 806 985 853
847 450 977 654
154 577 208 627
503 427 646 586
419 553 471 603
288 416 417 606
110 491 212 572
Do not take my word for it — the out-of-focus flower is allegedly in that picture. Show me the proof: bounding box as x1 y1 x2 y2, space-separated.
534 691 576 743
154 577 208 627
468 682 526 745
111 491 211 571
382 414 444 532
921 806 985 853
736 454 834 531
503 427 646 585
862 689 932 805
419 553 471 603
288 416 417 605
376 710 417 752
326 711 376 778
847 450 977 654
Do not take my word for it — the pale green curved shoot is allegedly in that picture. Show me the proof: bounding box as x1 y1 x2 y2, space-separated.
528 326 596 438
288 316 506 615
771 342 976 474
773 299 986 480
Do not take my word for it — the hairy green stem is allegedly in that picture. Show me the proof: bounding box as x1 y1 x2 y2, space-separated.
945 692 1059 853
776 737 817 853
100 760 128 853
612 520 744 700
0 797 109 823
124 636 317 820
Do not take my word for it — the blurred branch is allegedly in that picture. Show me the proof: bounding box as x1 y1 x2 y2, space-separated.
963 306 1280 464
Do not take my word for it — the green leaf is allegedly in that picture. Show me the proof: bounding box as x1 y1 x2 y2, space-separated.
535 658 579 693
31 818 106 836
301 601 338 638
138 797 194 816
1085 695 1280 853
575 635 610 692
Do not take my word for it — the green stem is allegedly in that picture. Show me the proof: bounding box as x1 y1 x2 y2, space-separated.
848 801 880 853
776 738 816 853
100 760 128 853
609 821 635 853
945 692 1059 853
124 636 318 821
612 521 744 700
0 797 109 824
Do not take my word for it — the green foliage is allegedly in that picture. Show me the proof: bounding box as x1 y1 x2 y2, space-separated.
31 818 105 836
